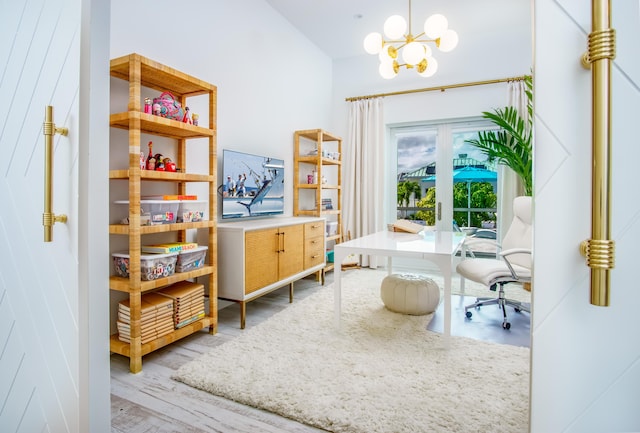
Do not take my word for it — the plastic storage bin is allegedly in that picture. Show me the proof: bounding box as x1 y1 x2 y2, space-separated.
115 200 180 225
326 221 338 236
112 251 178 280
177 200 207 222
176 246 208 273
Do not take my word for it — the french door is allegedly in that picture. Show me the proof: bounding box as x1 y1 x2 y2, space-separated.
391 119 498 236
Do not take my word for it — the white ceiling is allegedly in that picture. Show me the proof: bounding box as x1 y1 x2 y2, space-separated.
265 0 529 60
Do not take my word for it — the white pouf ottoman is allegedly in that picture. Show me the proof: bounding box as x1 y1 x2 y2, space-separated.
380 274 440 315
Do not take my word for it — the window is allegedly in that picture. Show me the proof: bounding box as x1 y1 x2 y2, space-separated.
391 119 500 256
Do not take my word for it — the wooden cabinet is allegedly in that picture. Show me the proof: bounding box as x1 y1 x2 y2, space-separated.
109 53 217 373
293 129 343 273
218 217 325 328
243 224 303 294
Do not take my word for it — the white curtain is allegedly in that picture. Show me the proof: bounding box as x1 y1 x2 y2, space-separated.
344 98 385 267
497 80 527 243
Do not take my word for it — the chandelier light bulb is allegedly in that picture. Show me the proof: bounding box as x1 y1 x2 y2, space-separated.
383 15 406 39
438 29 459 52
419 57 438 77
378 45 396 62
364 32 383 55
379 61 397 79
424 14 448 39
402 41 426 66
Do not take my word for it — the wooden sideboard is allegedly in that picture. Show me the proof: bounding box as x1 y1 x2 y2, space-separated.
218 216 325 328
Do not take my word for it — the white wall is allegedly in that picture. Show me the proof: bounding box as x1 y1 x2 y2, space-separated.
110 0 334 218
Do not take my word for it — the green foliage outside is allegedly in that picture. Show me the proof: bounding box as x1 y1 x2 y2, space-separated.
464 75 533 196
397 181 422 217
413 183 497 227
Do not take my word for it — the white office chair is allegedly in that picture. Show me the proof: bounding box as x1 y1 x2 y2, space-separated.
456 196 532 330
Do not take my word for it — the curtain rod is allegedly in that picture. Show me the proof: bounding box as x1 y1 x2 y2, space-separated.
345 75 528 102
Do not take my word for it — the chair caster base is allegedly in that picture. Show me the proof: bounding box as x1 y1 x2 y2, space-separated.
502 321 511 330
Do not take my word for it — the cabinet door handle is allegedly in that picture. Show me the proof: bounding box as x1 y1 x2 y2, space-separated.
42 105 68 242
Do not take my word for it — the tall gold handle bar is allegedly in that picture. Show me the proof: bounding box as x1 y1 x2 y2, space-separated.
580 0 616 306
43 105 68 242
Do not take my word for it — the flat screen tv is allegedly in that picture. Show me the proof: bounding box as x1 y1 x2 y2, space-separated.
221 149 285 220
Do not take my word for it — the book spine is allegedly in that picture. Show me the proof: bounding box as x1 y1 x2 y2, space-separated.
163 195 198 200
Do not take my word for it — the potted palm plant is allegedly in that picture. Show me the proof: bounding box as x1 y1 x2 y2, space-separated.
465 75 533 195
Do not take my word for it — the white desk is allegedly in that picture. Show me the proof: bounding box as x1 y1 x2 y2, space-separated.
333 229 466 345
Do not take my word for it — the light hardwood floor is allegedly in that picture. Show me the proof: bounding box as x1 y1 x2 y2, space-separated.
110 272 331 433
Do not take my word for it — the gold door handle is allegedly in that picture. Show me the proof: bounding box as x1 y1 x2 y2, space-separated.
42 106 68 242
579 0 616 306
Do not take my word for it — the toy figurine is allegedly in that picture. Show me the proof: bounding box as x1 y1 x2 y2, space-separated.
146 142 156 170
192 113 199 126
144 98 152 114
182 107 192 124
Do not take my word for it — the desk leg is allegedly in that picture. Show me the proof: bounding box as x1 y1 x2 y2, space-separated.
334 249 347 329
431 255 452 348
443 264 452 348
387 256 392 275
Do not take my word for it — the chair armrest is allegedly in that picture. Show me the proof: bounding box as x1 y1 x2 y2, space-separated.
499 248 532 280
499 248 531 258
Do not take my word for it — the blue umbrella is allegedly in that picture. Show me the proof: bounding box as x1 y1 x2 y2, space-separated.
423 166 497 224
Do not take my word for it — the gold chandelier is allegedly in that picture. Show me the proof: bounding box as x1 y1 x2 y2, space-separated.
363 0 459 79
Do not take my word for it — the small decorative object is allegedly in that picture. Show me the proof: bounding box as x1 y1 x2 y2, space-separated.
182 107 192 124
307 174 314 184
152 102 161 115
152 91 185 121
144 98 152 114
140 152 146 170
146 141 155 170
191 113 199 126
153 153 165 171
162 157 177 172
322 175 327 184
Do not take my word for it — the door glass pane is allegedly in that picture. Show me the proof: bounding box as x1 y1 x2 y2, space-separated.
452 128 499 257
396 128 437 225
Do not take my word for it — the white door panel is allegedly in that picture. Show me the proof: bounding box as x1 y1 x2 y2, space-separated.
532 1 640 431
0 0 89 431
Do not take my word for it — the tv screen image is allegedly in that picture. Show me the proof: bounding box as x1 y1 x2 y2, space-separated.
221 149 285 219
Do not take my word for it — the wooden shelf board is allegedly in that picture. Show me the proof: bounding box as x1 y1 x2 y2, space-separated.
295 129 342 142
326 234 341 242
109 169 213 182
109 221 214 235
109 266 215 292
296 156 341 166
110 53 216 97
110 112 215 139
109 316 216 357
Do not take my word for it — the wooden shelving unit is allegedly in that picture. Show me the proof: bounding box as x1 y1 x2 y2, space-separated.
109 53 217 373
293 129 342 273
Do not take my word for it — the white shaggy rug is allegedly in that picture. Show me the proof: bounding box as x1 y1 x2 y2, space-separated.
174 270 530 433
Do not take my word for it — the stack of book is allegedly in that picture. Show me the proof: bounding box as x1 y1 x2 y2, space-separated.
141 242 198 254
117 293 175 344
157 281 205 329
321 198 333 210
142 194 198 200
